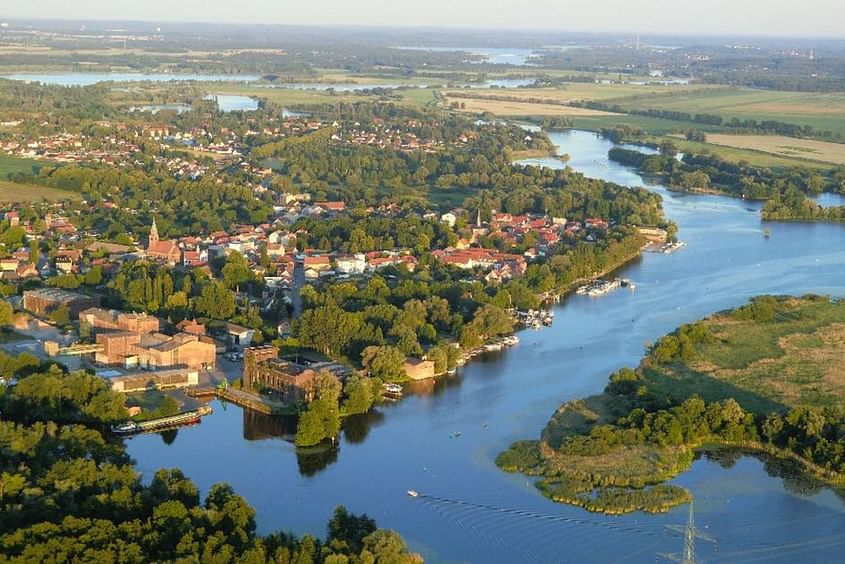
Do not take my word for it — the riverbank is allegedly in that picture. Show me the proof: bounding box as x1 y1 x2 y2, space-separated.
498 295 845 515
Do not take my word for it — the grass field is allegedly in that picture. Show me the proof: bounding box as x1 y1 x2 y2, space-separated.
703 134 845 166
612 87 845 138
569 114 727 134
0 154 44 178
497 295 845 515
645 297 845 413
660 136 834 170
0 180 79 202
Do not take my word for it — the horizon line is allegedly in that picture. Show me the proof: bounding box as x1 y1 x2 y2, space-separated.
4 16 845 42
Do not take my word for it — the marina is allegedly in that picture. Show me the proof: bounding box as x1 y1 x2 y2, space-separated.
576 277 636 297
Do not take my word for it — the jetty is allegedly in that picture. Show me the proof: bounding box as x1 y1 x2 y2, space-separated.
186 386 285 415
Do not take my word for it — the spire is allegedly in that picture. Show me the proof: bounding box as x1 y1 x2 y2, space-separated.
476 207 482 228
149 217 159 248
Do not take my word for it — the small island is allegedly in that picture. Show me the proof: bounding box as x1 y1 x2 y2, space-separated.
498 295 845 514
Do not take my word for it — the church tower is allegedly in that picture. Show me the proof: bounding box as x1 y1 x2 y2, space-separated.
149 218 159 249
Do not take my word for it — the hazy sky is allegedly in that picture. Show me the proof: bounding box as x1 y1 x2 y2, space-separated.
5 0 845 37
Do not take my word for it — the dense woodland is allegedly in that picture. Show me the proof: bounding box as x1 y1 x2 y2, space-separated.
608 146 845 220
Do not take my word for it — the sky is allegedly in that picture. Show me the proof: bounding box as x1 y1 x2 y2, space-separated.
4 0 845 37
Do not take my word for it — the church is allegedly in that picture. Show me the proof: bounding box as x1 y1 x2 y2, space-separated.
146 219 182 264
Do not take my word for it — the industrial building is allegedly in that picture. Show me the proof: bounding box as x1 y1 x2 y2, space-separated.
79 307 160 335
23 288 100 318
106 367 200 393
242 345 351 404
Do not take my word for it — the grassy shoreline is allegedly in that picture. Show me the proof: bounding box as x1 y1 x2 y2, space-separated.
498 295 845 515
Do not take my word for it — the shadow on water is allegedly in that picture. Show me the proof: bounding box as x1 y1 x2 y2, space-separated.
297 445 339 477
159 429 178 445
243 410 298 441
700 447 837 499
342 410 385 444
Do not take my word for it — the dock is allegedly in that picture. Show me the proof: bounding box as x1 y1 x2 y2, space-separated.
187 386 286 415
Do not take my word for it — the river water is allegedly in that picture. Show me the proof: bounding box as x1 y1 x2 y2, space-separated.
127 129 845 563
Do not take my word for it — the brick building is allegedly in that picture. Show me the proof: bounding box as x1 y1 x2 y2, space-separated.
242 345 350 405
79 307 160 335
23 288 100 318
96 331 216 370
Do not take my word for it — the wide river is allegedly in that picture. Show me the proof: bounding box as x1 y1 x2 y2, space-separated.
127 130 845 563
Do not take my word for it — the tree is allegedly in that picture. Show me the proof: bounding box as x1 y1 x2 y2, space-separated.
83 266 104 286
194 281 236 320
295 399 340 447
327 506 376 555
361 346 406 382
49 305 71 328
222 251 253 292
341 376 374 416
315 371 341 405
0 300 14 326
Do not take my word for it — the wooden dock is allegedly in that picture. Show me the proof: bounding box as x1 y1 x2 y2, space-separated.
187 387 287 415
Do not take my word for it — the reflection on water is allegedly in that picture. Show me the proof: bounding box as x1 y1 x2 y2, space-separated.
243 410 297 441
128 129 845 563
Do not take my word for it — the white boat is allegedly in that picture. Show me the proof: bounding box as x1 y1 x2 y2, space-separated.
407 490 419 498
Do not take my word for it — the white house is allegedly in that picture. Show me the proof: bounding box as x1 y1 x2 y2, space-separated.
335 254 367 275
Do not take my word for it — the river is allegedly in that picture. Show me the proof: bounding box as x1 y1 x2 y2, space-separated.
126 129 845 563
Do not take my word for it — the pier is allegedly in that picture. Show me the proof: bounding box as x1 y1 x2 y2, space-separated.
186 386 288 415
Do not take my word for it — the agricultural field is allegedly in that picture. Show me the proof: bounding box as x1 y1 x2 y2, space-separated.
444 83 713 105
613 87 845 138
569 113 727 135
702 134 845 166
442 95 613 117
660 136 834 170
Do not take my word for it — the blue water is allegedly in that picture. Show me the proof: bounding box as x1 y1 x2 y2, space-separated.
397 46 537 66
206 94 259 112
127 129 845 563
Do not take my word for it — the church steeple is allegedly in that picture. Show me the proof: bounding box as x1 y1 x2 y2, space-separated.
149 218 159 248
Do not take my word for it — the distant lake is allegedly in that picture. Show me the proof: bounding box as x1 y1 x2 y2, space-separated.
1 73 260 86
397 46 538 66
206 94 259 112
